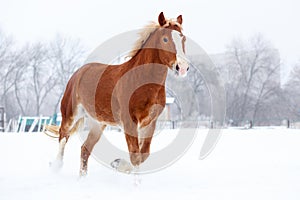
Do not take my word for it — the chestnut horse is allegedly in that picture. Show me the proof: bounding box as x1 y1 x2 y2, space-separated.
49 12 189 176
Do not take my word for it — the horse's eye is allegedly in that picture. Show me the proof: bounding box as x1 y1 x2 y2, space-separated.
163 37 168 43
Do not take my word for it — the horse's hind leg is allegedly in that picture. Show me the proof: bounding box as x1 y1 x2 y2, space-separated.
52 117 83 168
80 122 106 176
57 121 72 156
51 121 73 170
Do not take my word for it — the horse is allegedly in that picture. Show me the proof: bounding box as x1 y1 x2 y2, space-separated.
47 12 189 176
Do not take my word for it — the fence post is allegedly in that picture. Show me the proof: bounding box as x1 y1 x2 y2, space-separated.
210 121 214 129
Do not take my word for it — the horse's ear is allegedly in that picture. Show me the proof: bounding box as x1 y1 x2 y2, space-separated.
177 15 183 25
158 12 166 26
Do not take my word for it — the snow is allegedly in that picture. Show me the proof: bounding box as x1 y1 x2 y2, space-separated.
0 127 300 200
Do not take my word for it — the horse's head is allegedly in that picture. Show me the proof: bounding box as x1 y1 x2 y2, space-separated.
128 12 189 77
154 12 189 77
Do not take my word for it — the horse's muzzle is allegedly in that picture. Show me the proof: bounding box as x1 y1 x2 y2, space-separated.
174 59 189 77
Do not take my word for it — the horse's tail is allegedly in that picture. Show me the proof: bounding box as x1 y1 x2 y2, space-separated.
44 124 60 138
44 118 84 139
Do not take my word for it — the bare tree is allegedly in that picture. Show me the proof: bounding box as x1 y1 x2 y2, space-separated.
220 35 282 125
27 43 58 115
283 63 300 120
13 53 30 115
0 30 15 107
11 37 85 117
0 30 28 118
48 35 86 114
0 29 87 120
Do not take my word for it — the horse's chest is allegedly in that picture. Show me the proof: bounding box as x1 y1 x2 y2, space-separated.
129 84 165 106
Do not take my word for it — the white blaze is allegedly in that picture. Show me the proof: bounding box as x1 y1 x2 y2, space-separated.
171 31 189 77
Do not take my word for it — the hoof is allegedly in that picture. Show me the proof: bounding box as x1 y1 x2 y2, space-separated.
49 159 63 172
134 174 142 186
79 169 88 177
111 158 133 174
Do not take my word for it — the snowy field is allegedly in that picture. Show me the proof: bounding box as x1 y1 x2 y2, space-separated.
0 127 299 200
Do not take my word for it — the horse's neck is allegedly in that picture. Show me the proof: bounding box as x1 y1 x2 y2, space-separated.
130 49 161 65
126 49 169 84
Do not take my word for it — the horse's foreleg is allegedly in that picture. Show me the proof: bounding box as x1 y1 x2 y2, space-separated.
125 133 141 166
140 137 153 163
80 123 106 176
139 121 156 164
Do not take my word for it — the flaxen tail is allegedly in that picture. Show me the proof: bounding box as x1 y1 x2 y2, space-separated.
44 118 84 139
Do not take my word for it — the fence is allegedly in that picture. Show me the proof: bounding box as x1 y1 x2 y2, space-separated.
5 116 51 133
156 120 212 129
1 117 300 133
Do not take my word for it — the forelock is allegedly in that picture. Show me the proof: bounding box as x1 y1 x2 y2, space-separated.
162 19 183 32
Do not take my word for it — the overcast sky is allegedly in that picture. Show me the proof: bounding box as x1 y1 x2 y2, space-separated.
0 0 299 79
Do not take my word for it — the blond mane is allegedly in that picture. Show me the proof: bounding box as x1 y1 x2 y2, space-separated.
127 18 183 58
127 21 160 58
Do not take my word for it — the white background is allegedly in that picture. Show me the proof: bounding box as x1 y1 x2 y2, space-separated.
0 0 300 79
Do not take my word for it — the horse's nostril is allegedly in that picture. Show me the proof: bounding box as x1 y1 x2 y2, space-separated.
176 64 180 71
187 67 189 71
